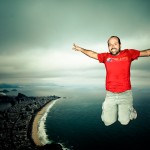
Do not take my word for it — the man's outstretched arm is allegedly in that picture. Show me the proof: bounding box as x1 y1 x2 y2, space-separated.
72 43 98 60
140 49 150 57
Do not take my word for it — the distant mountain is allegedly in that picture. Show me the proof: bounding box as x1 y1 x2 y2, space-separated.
0 89 9 93
17 93 28 98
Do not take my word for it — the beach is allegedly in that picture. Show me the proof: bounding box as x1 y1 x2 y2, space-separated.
32 101 53 146
0 92 61 149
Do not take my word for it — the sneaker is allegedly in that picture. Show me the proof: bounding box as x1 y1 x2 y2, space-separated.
129 107 137 120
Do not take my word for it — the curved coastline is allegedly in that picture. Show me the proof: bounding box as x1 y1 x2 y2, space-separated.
31 100 54 146
0 93 63 149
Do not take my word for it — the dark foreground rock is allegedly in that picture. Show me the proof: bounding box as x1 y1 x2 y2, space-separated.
40 143 63 150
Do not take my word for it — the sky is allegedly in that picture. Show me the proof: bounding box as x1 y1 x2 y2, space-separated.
0 0 150 89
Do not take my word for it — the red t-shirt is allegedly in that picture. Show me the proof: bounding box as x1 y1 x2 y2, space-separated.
97 49 140 93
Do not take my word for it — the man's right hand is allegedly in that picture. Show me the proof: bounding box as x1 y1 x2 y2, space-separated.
72 43 98 59
72 43 82 51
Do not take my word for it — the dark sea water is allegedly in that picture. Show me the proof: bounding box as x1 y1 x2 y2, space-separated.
44 87 150 150
2 85 150 149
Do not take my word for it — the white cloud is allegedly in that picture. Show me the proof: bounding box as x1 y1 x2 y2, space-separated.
0 0 150 86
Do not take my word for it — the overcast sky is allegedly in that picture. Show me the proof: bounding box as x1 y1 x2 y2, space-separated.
0 0 150 88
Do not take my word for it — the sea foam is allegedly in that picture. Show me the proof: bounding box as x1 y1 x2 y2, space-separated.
38 99 70 150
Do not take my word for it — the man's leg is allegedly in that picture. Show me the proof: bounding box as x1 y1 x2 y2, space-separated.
118 104 131 125
101 92 117 126
118 90 137 125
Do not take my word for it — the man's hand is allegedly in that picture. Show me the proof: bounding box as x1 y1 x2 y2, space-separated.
72 43 98 59
72 43 82 51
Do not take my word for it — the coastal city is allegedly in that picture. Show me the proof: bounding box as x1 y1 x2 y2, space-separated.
0 92 63 150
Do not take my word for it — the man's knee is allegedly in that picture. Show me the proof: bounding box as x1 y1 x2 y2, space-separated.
101 115 116 126
118 119 130 125
103 120 116 126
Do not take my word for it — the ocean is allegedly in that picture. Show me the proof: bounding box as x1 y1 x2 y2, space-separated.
1 85 150 149
44 87 150 149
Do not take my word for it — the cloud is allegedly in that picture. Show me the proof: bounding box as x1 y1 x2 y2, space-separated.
0 0 149 86
0 0 150 52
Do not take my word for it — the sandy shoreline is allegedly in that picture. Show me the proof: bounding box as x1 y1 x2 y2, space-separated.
31 101 53 146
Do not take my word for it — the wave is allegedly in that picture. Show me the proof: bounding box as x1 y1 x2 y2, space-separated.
38 99 70 150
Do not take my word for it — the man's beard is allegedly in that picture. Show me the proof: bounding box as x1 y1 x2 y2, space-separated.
110 48 120 56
